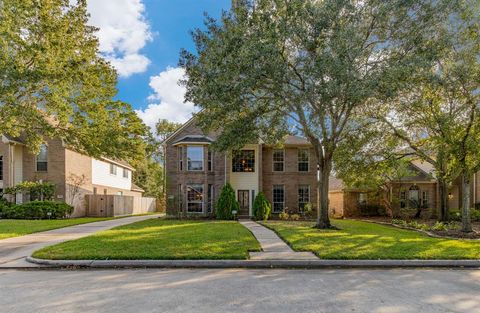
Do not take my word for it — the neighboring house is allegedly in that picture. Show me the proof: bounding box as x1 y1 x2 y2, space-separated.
329 159 479 217
164 116 317 217
0 135 144 217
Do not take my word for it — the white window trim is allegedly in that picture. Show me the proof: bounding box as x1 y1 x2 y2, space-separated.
109 163 117 176
298 148 310 172
187 146 204 172
298 184 310 208
272 149 285 172
36 144 48 172
187 184 204 213
273 184 285 213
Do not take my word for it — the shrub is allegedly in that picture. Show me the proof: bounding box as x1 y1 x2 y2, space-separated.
279 211 290 220
431 221 449 231
252 192 271 221
215 183 239 220
290 214 300 221
2 201 73 219
359 204 386 217
0 198 13 218
449 209 462 221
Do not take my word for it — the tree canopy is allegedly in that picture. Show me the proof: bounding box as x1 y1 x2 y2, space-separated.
0 0 146 161
180 0 456 228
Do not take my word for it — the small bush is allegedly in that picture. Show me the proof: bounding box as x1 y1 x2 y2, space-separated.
279 211 290 220
290 214 300 221
431 221 449 231
215 183 239 220
449 209 462 221
252 192 271 221
2 201 73 219
359 204 386 217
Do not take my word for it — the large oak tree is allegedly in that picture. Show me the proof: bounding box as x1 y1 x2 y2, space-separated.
180 0 453 228
0 0 146 161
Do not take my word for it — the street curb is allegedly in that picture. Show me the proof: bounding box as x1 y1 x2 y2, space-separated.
25 257 480 269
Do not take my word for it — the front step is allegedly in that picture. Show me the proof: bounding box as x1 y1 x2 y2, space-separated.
237 215 252 220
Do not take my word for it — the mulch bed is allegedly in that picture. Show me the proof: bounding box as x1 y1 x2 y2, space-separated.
357 216 480 239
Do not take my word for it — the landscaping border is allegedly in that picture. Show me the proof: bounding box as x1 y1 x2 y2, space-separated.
25 256 480 269
351 218 480 241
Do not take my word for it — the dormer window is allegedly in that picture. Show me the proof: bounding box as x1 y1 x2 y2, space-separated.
36 144 48 172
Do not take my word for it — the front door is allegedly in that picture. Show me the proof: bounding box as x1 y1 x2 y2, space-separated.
238 190 250 216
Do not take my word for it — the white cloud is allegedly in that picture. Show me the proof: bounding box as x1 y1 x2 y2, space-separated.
136 67 196 130
85 0 152 77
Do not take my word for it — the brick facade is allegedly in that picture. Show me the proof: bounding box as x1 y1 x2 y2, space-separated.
165 117 319 217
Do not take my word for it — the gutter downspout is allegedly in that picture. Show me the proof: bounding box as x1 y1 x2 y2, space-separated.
474 173 476 205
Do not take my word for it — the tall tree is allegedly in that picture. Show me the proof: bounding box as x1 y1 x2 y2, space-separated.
0 0 146 161
156 119 182 143
180 0 451 228
371 0 480 229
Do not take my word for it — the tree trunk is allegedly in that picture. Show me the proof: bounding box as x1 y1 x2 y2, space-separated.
437 178 449 221
461 173 473 233
315 158 332 229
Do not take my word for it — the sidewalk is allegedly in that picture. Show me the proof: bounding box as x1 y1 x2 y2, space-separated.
0 214 162 268
238 220 317 260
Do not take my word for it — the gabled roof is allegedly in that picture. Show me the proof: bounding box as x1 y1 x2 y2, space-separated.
101 157 135 171
329 176 345 191
2 134 25 145
131 183 145 192
283 135 311 146
163 113 199 144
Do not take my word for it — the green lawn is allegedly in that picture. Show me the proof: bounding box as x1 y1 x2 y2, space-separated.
0 218 114 240
263 219 480 259
33 219 261 260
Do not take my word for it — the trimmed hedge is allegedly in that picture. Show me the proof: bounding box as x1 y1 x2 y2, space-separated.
1 201 74 219
252 192 271 221
449 209 480 222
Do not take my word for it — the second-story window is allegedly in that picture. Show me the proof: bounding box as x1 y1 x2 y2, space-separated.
178 146 183 171
187 146 204 171
110 163 117 175
232 150 255 172
0 156 3 180
36 144 48 172
208 150 213 171
123 168 129 178
298 149 309 172
273 149 284 172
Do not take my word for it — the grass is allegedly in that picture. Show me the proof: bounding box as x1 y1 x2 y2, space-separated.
262 219 480 259
33 219 261 260
0 218 114 240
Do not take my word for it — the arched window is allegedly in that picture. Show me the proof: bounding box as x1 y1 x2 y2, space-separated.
408 185 419 202
36 144 48 172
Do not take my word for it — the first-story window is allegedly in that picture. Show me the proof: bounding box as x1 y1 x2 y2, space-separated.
298 185 310 210
36 144 48 172
298 149 309 172
187 146 204 171
0 155 3 180
273 149 284 172
273 185 285 213
358 193 367 205
177 184 183 210
187 184 204 213
399 190 406 208
207 184 214 213
422 190 429 207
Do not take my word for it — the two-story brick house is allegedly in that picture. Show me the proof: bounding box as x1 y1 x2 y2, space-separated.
0 135 144 217
164 116 317 217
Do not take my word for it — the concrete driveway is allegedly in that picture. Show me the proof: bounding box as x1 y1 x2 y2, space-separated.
0 214 162 267
0 268 479 313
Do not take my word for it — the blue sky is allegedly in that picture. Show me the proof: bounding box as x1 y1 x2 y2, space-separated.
86 0 231 130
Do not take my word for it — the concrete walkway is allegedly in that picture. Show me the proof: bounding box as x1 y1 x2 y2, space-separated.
0 214 162 268
239 220 317 260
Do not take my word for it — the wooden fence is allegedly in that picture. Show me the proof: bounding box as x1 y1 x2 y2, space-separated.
86 195 157 217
